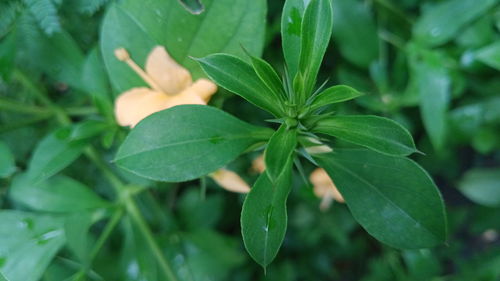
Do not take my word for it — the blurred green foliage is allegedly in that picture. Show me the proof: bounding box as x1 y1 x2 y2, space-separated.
0 0 499 280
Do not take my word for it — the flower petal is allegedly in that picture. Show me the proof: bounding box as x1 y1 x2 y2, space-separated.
145 46 192 95
310 168 345 203
190 78 218 102
114 88 169 128
210 169 250 193
164 88 206 108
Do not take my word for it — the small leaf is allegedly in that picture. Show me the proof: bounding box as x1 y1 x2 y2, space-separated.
248 54 286 102
27 128 87 183
281 0 307 78
458 168 500 207
0 141 16 178
0 211 66 281
115 105 272 182
197 54 284 116
296 0 333 102
312 115 417 156
265 124 297 182
315 149 447 249
475 41 500 70
69 119 110 141
241 157 293 268
309 85 363 111
10 174 108 213
413 0 497 47
23 0 61 35
64 212 94 262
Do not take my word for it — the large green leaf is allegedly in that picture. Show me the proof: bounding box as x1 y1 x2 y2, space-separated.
312 115 417 156
0 211 66 281
9 174 107 212
413 0 497 47
331 0 379 68
101 0 266 93
241 157 293 268
315 149 447 249
115 105 272 182
265 124 297 182
26 128 87 183
197 54 284 116
296 0 333 102
281 0 307 79
458 168 500 207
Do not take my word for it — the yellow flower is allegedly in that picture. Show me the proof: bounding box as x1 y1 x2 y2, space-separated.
114 46 217 127
310 168 345 211
209 169 250 193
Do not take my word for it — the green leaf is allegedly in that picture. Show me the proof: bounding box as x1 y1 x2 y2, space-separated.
312 115 417 156
331 0 379 68
248 54 286 102
409 48 450 151
69 119 110 141
241 157 293 268
26 128 87 183
0 211 66 281
296 0 333 100
265 124 297 182
0 271 10 281
281 0 307 78
64 212 93 262
413 0 497 47
10 174 108 212
475 41 500 70
458 168 500 207
115 105 272 182
0 141 16 178
197 54 283 116
308 85 363 111
315 149 447 249
101 0 266 92
100 4 157 93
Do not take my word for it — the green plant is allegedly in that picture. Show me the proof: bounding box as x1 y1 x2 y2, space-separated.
115 0 447 269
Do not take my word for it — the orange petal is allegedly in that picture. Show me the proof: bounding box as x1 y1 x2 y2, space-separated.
210 169 250 193
114 88 169 128
251 154 266 174
310 168 345 203
145 46 192 95
190 79 218 102
164 88 206 108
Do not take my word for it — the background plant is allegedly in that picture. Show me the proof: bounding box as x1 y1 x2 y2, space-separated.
0 0 499 280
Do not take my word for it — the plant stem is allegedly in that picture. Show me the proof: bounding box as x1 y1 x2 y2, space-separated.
0 97 49 114
14 69 179 281
72 208 124 281
125 196 178 281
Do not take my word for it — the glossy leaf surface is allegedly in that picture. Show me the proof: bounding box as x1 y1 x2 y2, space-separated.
312 115 417 156
241 158 293 268
115 105 272 182
197 54 283 116
316 149 447 249
265 124 297 182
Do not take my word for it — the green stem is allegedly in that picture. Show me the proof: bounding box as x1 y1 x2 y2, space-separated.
0 98 49 114
13 69 178 281
72 208 124 281
0 115 51 134
125 197 178 281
